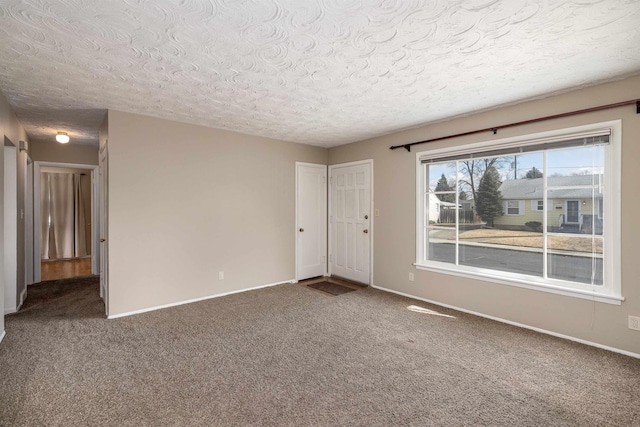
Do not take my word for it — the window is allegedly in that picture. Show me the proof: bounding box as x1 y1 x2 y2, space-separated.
531 200 554 211
416 121 622 304
534 200 544 211
505 200 523 215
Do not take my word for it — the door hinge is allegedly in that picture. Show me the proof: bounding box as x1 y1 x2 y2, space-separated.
329 254 332 262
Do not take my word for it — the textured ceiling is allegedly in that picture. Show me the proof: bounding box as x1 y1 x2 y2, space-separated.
0 0 639 148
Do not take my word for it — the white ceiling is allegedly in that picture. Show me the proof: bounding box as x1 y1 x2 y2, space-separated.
1 0 639 148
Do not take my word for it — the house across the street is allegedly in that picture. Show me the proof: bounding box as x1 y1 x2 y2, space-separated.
494 175 603 234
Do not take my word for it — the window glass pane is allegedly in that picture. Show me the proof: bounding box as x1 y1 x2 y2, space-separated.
427 163 456 193
458 229 543 277
547 236 603 285
506 152 544 180
427 226 456 264
547 145 604 178
459 156 510 228
546 188 602 235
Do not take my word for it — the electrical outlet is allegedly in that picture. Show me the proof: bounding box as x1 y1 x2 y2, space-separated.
629 316 640 331
408 272 414 281
218 271 224 280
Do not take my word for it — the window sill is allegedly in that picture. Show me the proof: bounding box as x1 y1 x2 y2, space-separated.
414 262 623 305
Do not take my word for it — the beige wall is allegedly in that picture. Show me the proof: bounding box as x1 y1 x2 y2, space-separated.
30 140 98 165
0 91 29 339
107 110 328 315
329 75 640 355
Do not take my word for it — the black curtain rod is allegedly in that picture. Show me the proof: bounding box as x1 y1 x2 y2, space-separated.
390 99 640 152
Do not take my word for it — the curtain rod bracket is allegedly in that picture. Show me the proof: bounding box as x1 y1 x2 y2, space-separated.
404 144 411 152
491 128 497 135
636 101 640 114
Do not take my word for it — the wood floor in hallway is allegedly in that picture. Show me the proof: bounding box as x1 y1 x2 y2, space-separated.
41 257 92 281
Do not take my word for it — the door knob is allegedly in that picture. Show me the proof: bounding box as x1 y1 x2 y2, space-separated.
100 238 106 242
299 228 304 232
363 229 368 234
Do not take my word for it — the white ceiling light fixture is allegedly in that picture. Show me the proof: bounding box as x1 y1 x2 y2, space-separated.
56 131 69 143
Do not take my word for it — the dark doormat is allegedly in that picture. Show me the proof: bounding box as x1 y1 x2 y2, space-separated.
307 281 357 296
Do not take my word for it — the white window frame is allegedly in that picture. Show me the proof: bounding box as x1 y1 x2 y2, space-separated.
415 121 622 305
505 200 524 216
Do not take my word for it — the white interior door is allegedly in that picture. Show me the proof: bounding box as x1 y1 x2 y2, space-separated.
330 161 371 285
99 143 109 315
296 163 327 281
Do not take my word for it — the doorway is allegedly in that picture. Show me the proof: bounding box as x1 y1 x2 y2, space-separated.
33 162 99 283
566 200 580 223
329 160 373 285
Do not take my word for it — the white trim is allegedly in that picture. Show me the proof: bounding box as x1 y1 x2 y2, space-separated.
372 285 639 359
25 157 34 285
414 263 622 304
328 159 374 286
107 279 296 319
34 161 98 283
416 154 423 270
0 330 5 344
370 159 374 287
295 162 328 281
91 168 99 275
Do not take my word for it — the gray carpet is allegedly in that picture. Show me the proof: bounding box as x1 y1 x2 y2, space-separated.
1 276 639 426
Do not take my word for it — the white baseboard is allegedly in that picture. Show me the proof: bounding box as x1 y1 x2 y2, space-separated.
108 279 296 319
4 307 17 315
0 330 5 344
372 284 640 360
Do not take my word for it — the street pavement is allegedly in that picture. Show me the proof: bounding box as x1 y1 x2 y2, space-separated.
429 243 603 285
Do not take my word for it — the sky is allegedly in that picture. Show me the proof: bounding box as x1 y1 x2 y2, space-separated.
427 145 604 194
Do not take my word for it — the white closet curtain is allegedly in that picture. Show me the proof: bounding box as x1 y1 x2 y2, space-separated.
41 172 88 259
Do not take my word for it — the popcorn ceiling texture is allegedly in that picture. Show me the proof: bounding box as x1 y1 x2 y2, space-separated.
0 0 639 147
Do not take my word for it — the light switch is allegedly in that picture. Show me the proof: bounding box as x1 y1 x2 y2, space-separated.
375 208 380 217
